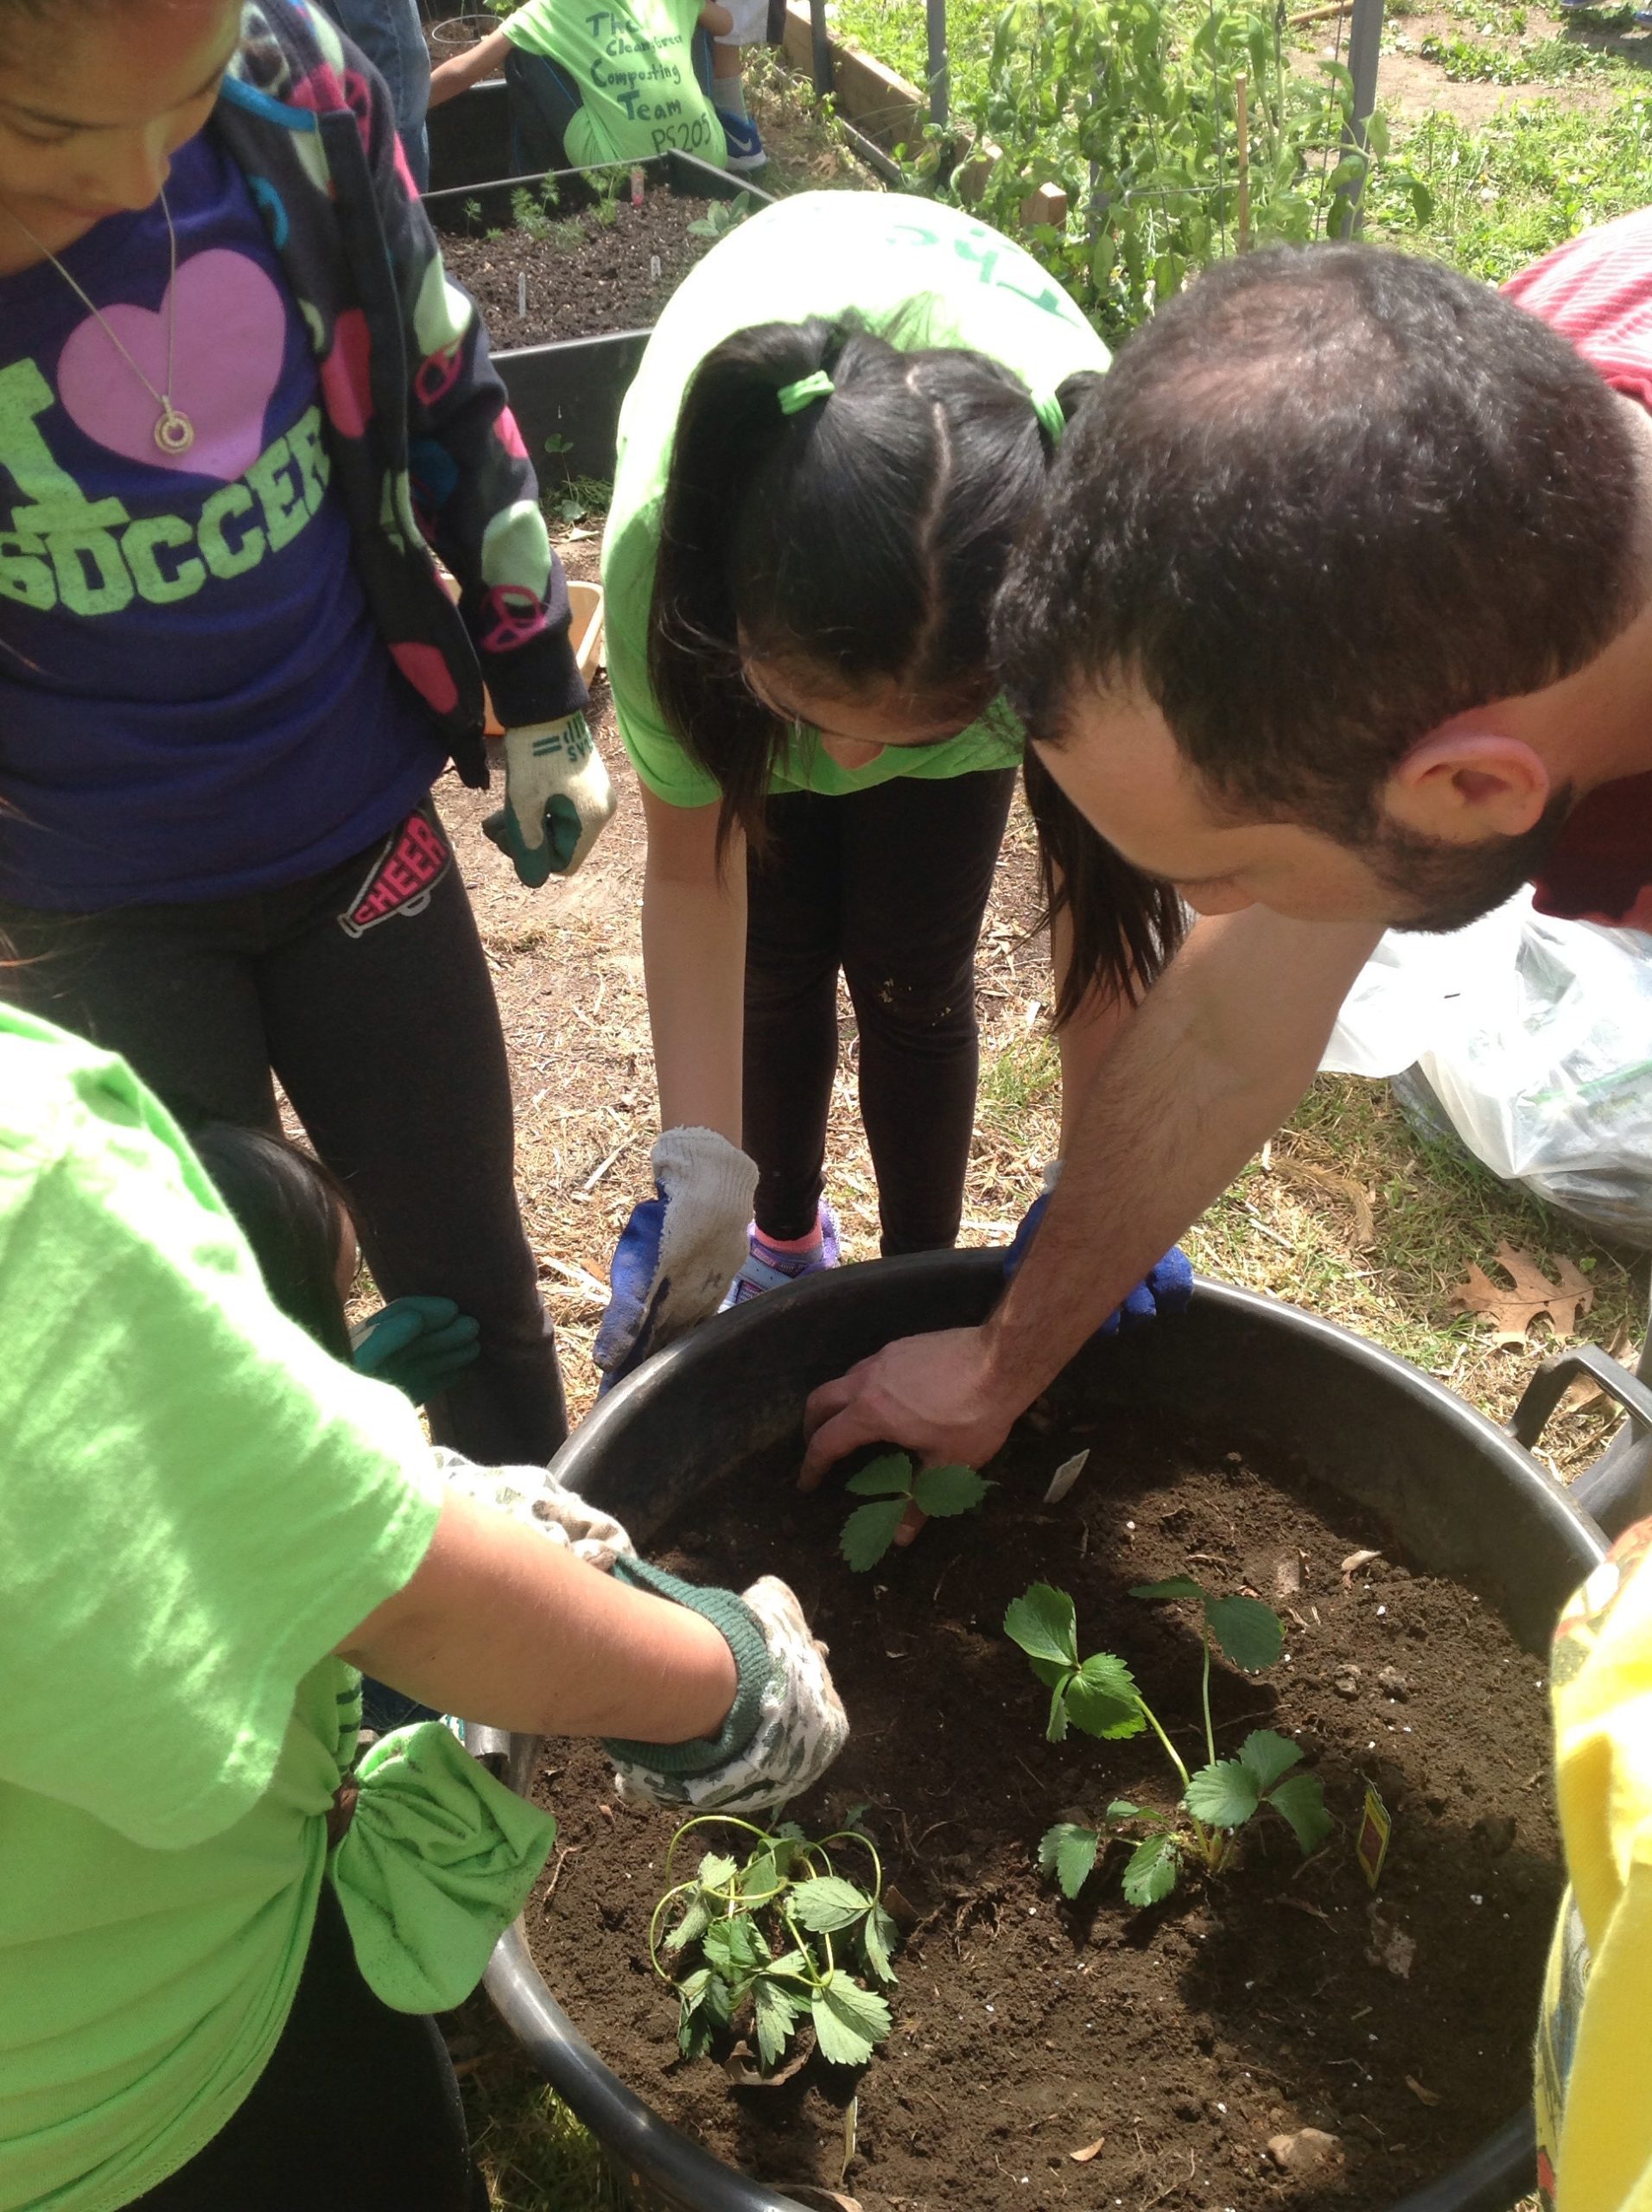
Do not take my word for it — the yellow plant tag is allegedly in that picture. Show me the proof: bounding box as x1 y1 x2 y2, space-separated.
1357 1785 1392 1889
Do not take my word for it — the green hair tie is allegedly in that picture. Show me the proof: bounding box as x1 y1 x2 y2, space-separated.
778 369 836 416
1032 391 1067 445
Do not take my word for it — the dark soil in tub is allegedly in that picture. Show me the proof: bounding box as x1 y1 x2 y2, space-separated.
440 188 721 344
525 1405 1561 2211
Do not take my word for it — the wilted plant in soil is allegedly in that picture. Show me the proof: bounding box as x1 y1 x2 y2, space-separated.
650 1815 900 2073
839 1452 992 1570
1005 1576 1330 1905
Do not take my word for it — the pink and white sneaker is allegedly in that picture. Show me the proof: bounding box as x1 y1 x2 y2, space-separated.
725 1201 841 1306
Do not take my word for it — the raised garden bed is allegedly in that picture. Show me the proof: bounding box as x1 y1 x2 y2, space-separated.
427 155 772 481
483 1257 1610 2212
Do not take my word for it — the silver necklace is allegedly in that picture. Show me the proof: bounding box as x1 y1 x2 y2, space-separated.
2 191 194 456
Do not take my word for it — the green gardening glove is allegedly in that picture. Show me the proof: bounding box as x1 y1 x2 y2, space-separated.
484 715 616 887
351 1296 481 1404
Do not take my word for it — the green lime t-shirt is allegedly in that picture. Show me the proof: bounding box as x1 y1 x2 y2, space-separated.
501 0 728 168
602 190 1110 810
0 1007 444 2212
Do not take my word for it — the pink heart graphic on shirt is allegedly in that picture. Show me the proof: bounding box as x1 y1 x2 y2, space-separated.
57 249 288 483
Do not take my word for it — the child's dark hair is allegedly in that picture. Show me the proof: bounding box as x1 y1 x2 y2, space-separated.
648 312 1184 1007
189 1123 355 1364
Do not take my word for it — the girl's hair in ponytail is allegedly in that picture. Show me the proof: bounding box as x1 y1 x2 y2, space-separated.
649 327 1180 1006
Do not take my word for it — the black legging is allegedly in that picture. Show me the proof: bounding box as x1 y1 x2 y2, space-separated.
0 796 566 1464
743 766 1018 1255
130 1885 488 2211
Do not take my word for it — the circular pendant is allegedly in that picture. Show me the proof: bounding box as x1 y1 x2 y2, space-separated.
154 406 194 456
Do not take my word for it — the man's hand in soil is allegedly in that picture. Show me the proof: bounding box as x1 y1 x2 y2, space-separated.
594 1127 759 1392
604 1561 848 1814
801 910 1377 1510
485 714 617 886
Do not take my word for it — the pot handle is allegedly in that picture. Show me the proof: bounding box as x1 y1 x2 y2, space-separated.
1509 1344 1652 1540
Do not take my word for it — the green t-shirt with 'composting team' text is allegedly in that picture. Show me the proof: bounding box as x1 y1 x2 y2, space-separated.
0 1007 443 2212
602 190 1110 810
502 0 727 168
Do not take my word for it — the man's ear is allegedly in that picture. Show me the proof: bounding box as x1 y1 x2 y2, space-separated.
1382 729 1552 845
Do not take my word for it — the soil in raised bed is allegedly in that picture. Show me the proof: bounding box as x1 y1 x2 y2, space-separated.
441 188 721 345
525 1403 1563 2211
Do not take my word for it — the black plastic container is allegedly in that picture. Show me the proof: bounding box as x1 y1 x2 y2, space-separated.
425 152 773 481
476 1255 1614 2212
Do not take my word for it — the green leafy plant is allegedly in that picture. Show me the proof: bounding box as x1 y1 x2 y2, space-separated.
839 1452 992 1570
650 1816 899 2072
1005 1576 1330 1905
688 190 761 240
915 0 1428 343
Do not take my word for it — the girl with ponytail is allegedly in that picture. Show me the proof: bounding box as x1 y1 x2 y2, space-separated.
592 190 1187 1390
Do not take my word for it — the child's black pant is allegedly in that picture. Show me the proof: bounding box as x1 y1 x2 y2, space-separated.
743 766 1018 1255
130 1885 489 2210
0 796 565 1464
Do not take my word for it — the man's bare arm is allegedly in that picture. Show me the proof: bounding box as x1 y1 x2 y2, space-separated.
801 907 1380 1481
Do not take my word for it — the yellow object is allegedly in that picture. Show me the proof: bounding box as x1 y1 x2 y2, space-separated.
1357 1783 1392 1889
1536 1517 1652 2212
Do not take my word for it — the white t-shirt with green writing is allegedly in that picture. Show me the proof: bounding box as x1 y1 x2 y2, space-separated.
602 191 1110 810
503 0 728 168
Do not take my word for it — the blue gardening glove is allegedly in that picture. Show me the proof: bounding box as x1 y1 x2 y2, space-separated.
351 1296 481 1404
483 714 616 886
594 1128 759 1394
602 1557 848 1815
1002 1163 1192 1338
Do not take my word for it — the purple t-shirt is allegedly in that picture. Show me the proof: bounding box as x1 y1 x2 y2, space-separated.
0 129 446 908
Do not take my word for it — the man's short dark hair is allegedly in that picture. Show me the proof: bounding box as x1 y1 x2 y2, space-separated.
995 243 1646 840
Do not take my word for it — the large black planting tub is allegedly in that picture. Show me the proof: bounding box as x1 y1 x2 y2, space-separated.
426 150 774 481
470 1254 1652 2212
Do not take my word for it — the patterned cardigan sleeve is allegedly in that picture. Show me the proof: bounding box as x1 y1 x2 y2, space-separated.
359 66 588 728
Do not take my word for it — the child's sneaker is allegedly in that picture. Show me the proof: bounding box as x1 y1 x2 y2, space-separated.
717 110 769 171
726 1202 840 1305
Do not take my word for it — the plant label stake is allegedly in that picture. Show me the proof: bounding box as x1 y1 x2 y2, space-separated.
1357 1784 1393 1888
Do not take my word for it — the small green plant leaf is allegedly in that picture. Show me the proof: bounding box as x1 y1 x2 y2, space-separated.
811 1972 893 2066
845 1453 914 1499
1045 1679 1071 1744
664 1897 710 1953
1039 1821 1101 1899
697 1853 739 1893
1104 1800 1143 1821
753 1976 805 2068
740 1849 785 1904
1121 1829 1181 1907
789 1877 874 1933
1129 1575 1204 1601
1185 1758 1262 1829
1204 1594 1285 1673
1238 1729 1303 1793
1064 1651 1146 1739
862 1904 900 1986
840 1496 908 1572
766 1948 811 1980
1004 1583 1079 1668
677 1966 713 2055
912 1463 992 1517
703 1913 768 1974
1269 1771 1333 1857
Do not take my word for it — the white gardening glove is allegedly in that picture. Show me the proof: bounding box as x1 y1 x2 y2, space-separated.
435 1446 637 1572
483 713 616 885
593 1128 759 1394
602 1560 848 1815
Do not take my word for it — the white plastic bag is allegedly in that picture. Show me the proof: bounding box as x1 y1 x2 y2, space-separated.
1322 891 1652 1245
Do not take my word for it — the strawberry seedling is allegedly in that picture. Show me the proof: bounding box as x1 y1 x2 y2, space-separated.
839 1452 992 1570
1004 1576 1330 1906
650 1815 900 2073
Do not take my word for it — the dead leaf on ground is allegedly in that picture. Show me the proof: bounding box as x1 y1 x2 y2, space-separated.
1045 1448 1090 1504
1406 2075 1443 2107
1560 1325 1636 1416
1341 1548 1382 1588
723 2035 812 2088
1070 2137 1107 2163
1271 1156 1376 1248
1451 1243 1595 1348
